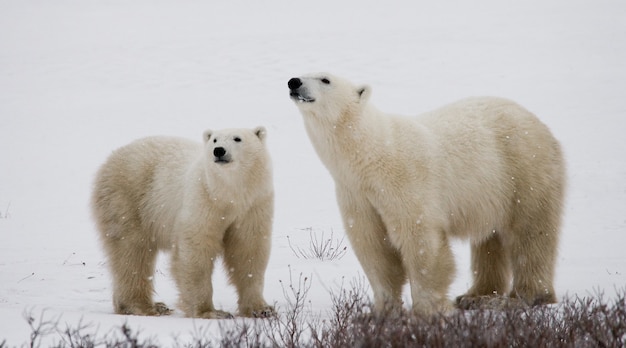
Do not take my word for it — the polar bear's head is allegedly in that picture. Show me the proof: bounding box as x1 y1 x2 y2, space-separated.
288 73 371 121
203 127 268 169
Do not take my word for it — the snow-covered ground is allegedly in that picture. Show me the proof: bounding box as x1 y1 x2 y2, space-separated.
1 0 625 345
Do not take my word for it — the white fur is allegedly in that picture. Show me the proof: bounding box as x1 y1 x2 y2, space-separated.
91 127 274 318
289 73 565 315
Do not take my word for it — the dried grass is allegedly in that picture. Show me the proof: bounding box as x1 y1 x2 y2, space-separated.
9 284 625 348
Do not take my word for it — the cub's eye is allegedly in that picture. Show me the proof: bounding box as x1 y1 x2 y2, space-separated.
213 138 217 143
321 78 330 85
234 137 242 142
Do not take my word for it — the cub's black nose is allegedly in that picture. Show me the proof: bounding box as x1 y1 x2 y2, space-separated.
288 78 302 90
213 147 226 157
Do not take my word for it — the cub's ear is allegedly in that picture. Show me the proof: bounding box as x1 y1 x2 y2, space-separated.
357 85 371 103
203 129 213 143
254 126 267 142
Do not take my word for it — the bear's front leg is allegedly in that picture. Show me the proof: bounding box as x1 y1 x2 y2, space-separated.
171 231 234 319
336 187 406 314
223 200 274 318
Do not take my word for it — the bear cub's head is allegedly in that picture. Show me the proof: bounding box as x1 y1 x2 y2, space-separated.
203 127 268 167
288 73 371 117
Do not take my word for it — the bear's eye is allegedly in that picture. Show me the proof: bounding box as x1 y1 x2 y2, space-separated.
234 137 242 142
321 78 330 85
213 138 217 143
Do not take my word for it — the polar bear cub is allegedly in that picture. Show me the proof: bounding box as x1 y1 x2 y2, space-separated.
288 73 565 315
91 127 274 319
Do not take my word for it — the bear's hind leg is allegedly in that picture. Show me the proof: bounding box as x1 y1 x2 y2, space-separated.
509 216 559 306
507 134 563 306
456 232 512 310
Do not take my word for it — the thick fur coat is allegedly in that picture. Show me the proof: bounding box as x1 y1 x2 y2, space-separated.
289 73 565 315
91 127 274 318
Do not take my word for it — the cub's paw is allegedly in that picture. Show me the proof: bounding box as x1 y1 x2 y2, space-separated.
199 309 235 319
116 302 172 316
153 302 173 316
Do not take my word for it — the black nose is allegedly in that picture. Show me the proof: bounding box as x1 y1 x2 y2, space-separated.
288 78 302 90
213 147 226 157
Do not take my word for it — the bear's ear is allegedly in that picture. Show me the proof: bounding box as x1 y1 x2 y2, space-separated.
203 129 213 143
254 126 267 142
357 85 371 103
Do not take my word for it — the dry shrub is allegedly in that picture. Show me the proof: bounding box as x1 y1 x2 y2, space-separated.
287 228 348 261
311 287 626 348
10 286 626 347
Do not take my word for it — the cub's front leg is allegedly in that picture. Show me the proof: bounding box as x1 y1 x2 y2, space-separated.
223 199 274 318
171 227 234 319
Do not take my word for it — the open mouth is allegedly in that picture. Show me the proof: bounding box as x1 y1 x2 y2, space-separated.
290 91 315 103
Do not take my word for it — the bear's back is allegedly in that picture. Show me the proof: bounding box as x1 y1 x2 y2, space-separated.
96 136 200 192
410 97 564 238
92 136 202 247
417 97 559 167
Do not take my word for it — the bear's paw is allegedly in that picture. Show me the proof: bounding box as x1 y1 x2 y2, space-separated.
456 294 529 311
251 305 275 318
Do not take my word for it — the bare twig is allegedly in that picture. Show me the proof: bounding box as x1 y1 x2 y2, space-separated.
287 228 348 261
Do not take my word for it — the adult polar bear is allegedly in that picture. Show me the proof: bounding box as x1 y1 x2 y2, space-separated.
288 73 565 315
91 127 274 319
